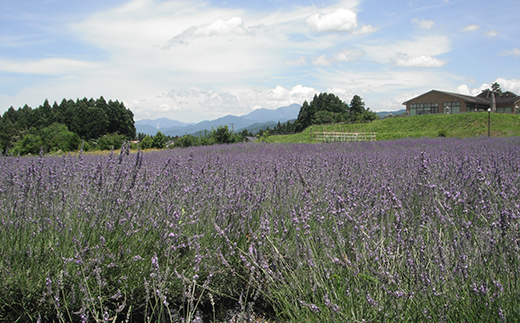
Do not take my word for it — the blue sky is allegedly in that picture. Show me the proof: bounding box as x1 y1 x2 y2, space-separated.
1 0 519 122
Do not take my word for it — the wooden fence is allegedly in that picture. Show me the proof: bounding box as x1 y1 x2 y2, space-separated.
314 131 377 142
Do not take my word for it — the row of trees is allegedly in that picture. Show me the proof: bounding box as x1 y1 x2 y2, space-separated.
0 97 136 154
153 125 246 149
295 93 377 131
1 92 376 154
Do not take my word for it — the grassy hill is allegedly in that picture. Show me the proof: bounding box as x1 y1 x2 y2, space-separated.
266 112 520 143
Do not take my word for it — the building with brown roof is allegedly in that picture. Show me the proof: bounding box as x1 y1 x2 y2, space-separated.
403 89 520 116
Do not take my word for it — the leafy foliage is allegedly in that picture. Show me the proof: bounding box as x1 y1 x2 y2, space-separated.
13 133 43 155
139 135 153 149
295 93 377 131
151 131 166 149
97 132 127 150
1 96 136 154
41 123 81 152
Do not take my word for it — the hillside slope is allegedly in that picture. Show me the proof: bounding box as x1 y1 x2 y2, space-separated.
266 113 520 143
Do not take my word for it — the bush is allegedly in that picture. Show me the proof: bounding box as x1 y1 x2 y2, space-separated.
13 133 43 155
177 134 201 148
140 135 153 149
151 131 166 149
97 132 126 150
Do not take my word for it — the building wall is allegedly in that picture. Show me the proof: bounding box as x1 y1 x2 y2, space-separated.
405 92 472 116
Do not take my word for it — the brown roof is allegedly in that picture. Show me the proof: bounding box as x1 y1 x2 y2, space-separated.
477 90 520 104
402 90 490 105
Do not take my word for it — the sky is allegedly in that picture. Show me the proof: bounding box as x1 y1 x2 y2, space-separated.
1 0 519 123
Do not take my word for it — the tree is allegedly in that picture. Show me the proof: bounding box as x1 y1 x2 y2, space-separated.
41 123 80 152
295 101 313 131
14 134 43 155
106 100 136 139
491 82 503 93
211 125 234 144
295 93 349 131
97 133 126 150
140 135 153 149
0 120 17 152
151 131 166 149
349 95 365 115
348 95 377 122
38 99 53 128
177 134 201 148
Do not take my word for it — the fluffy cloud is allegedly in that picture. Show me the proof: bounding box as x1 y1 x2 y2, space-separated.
495 78 520 93
463 24 480 32
284 57 307 66
411 18 435 29
362 35 451 65
165 16 258 47
486 30 499 37
335 49 365 62
457 78 520 96
309 49 364 66
392 53 447 67
129 85 317 121
0 57 99 75
498 48 520 57
352 24 377 35
312 55 333 66
307 8 358 33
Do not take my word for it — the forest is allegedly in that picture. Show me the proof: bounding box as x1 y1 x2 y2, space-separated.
0 93 376 154
0 97 136 155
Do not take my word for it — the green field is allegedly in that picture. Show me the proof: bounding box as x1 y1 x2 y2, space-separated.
266 112 520 143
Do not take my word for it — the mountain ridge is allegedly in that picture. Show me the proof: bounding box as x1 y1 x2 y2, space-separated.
135 104 301 136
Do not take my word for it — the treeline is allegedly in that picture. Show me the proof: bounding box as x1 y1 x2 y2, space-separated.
0 97 136 154
140 93 376 149
140 125 250 149
1 92 376 154
295 93 377 131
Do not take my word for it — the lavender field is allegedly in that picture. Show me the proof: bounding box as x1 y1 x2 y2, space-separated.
1 138 519 322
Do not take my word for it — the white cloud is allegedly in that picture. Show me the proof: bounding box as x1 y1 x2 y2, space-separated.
4 0 515 123
165 16 257 47
312 55 333 66
498 48 520 57
463 24 480 32
352 24 377 35
310 49 364 66
0 57 99 75
362 35 451 64
318 68 457 110
268 85 317 102
495 78 520 93
457 78 520 96
307 8 358 33
392 53 447 67
284 57 307 66
456 84 477 95
334 49 365 62
411 18 435 29
486 30 499 37
128 85 318 121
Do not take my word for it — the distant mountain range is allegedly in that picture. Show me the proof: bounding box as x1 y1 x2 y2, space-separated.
135 104 301 136
135 105 406 137
376 109 406 118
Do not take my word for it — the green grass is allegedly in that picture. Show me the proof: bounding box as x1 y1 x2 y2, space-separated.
266 113 520 143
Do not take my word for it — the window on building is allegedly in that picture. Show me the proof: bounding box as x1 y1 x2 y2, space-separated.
443 101 461 114
497 107 512 113
409 103 439 116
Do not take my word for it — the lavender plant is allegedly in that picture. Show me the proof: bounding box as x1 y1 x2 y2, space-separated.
0 137 519 322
